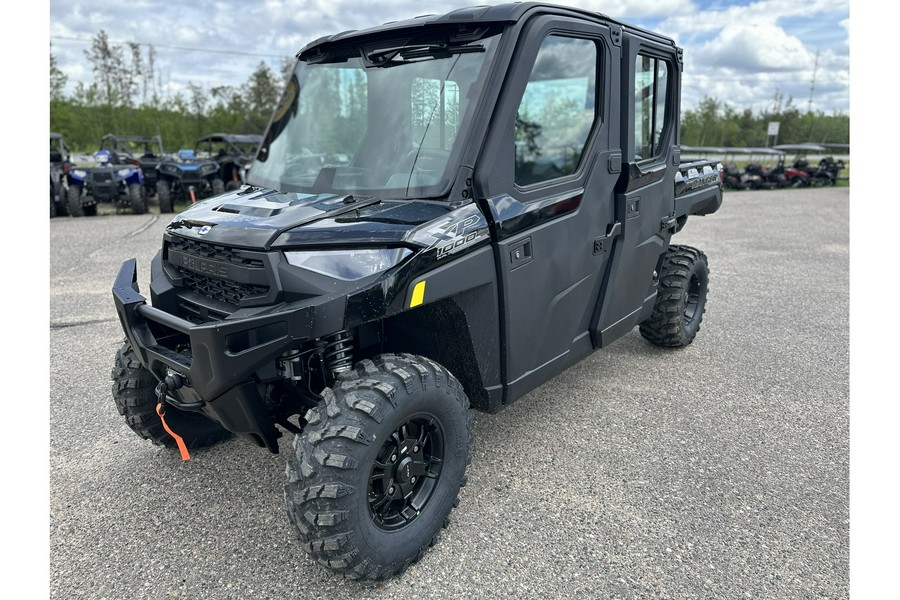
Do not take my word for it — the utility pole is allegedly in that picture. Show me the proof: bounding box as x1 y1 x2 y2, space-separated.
807 49 819 114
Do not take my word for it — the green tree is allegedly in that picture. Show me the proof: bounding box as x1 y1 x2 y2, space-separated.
50 46 68 102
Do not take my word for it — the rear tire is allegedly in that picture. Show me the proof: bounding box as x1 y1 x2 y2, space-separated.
157 180 173 213
129 182 147 214
285 354 472 581
639 245 709 348
67 184 84 217
211 177 225 196
111 342 232 449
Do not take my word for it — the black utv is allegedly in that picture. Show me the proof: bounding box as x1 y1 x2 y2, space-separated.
155 149 224 213
50 133 72 217
195 133 262 191
112 2 723 582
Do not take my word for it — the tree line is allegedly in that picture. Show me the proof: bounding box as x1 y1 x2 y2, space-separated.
51 32 849 154
680 94 849 149
50 32 290 152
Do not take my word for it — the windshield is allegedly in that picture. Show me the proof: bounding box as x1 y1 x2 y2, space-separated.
249 31 500 199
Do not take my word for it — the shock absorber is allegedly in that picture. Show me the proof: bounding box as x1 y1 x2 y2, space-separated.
323 330 354 376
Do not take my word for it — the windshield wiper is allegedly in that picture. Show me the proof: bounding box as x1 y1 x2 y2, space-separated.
364 44 484 67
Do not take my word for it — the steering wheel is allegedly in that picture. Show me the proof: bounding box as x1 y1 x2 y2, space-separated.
405 148 450 172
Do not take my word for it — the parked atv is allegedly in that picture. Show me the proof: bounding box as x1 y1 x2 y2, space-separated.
793 156 844 186
66 149 146 216
195 133 262 191
155 149 225 213
100 134 167 197
111 2 723 582
50 133 72 217
743 162 787 189
722 161 768 190
769 156 813 188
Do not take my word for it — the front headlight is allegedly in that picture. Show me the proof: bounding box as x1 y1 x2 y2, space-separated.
117 168 132 177
284 248 412 281
72 169 87 178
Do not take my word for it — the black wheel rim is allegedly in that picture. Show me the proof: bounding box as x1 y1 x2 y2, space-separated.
684 272 702 324
368 414 444 531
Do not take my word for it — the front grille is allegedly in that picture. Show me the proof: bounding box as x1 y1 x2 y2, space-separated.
166 236 271 312
92 172 113 183
175 268 269 306
168 237 265 268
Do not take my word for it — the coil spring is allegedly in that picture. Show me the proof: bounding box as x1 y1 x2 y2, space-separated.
323 330 354 375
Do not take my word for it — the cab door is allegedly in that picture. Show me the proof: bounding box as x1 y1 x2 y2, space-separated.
591 38 681 345
474 15 621 405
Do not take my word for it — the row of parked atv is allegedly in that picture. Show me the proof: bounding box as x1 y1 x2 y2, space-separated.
50 132 262 217
722 156 845 190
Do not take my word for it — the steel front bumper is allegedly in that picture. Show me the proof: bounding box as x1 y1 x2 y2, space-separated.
112 258 339 451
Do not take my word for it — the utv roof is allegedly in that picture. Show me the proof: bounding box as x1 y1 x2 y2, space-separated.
197 133 263 144
51 132 64 140
773 143 828 153
298 1 675 58
101 134 163 144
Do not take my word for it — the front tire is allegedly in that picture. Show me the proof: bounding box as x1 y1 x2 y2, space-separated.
111 342 232 449
285 354 472 581
67 184 84 217
128 182 147 214
639 245 709 347
211 177 225 196
157 180 173 213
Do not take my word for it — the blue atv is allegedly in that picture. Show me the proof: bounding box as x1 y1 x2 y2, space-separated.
155 149 225 213
66 149 147 216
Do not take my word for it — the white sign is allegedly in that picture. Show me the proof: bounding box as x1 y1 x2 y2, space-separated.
767 122 780 136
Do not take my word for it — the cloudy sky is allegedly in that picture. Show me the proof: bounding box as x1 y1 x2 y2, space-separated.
48 0 850 115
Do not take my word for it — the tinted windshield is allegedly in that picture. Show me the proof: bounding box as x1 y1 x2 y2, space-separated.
249 31 499 199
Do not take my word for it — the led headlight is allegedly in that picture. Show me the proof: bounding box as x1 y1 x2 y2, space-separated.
117 168 132 177
72 169 87 178
284 248 411 281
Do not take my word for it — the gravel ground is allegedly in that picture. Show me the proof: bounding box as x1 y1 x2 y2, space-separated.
48 186 849 599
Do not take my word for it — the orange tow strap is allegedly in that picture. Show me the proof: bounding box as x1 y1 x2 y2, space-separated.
156 403 191 461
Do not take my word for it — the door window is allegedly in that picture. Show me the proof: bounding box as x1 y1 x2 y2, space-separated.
634 54 669 161
514 35 598 187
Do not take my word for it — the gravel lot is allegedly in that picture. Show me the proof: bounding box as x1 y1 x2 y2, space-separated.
49 187 849 599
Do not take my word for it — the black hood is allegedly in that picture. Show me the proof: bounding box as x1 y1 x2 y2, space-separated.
166 187 451 249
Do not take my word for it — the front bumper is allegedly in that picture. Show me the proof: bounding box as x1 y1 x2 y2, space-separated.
112 258 341 451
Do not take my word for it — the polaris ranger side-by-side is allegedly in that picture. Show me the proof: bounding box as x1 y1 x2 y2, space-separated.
111 3 723 581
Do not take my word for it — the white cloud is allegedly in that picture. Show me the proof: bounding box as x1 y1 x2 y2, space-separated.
702 23 811 72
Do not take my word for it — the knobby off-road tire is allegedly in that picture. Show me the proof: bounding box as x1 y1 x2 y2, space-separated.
225 180 241 192
639 245 709 348
285 354 473 581
157 180 173 213
67 184 84 217
211 178 225 196
111 342 231 449
128 182 147 214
